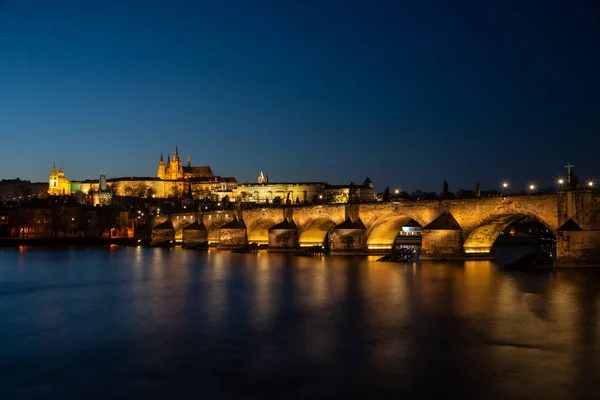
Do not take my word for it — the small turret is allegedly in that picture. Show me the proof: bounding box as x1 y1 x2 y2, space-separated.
187 155 191 168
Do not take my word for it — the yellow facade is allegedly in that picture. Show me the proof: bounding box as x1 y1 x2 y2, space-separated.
48 163 71 196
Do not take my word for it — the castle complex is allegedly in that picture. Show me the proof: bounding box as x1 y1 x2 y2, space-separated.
46 146 376 204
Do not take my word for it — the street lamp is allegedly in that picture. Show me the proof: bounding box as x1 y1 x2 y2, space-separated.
529 184 535 194
558 178 564 185
395 189 399 195
588 181 594 188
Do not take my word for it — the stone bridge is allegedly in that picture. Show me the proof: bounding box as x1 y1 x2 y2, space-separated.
157 190 600 265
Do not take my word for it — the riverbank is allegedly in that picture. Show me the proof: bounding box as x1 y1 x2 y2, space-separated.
0 237 138 247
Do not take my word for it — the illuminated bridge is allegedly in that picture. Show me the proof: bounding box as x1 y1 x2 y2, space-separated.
157 190 600 265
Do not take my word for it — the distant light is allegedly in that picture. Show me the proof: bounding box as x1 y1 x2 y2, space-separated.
502 182 508 188
395 189 399 194
558 178 564 185
588 181 594 188
529 184 535 191
319 195 323 199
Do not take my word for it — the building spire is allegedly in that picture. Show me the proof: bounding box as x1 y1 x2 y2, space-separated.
187 155 191 168
160 153 163 162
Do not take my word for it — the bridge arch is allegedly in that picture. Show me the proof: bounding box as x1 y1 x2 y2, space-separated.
247 218 277 245
366 214 424 251
298 218 336 247
463 213 555 254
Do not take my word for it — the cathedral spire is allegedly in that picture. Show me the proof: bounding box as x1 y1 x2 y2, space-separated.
51 162 57 174
160 153 163 162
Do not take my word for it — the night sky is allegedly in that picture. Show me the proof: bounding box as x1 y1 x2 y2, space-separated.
1 0 599 192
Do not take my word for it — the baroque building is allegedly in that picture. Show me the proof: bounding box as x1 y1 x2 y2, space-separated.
48 163 71 196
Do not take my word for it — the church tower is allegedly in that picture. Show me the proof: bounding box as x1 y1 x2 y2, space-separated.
49 162 59 192
258 171 268 184
170 146 183 179
157 153 165 179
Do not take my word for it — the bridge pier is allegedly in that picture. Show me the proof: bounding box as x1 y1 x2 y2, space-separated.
420 229 469 260
556 231 600 266
329 218 367 253
218 218 247 249
268 219 299 250
420 213 474 260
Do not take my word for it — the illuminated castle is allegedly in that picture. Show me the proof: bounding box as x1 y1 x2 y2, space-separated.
157 146 214 180
48 163 71 196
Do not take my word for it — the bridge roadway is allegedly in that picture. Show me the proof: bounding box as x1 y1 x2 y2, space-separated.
157 190 600 265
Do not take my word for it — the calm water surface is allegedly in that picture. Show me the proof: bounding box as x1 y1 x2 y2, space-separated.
1 246 599 399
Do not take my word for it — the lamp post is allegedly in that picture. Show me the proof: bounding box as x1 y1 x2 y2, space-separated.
502 182 508 195
529 184 535 194
588 181 594 189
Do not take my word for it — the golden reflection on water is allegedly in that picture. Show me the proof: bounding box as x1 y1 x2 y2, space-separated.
202 249 228 328
3 246 600 398
251 251 276 329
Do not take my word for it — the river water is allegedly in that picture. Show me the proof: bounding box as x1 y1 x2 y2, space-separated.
1 245 599 399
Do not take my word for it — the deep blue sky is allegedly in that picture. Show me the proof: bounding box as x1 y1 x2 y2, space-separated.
1 0 599 192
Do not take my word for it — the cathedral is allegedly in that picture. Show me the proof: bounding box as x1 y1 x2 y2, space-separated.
157 146 214 180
